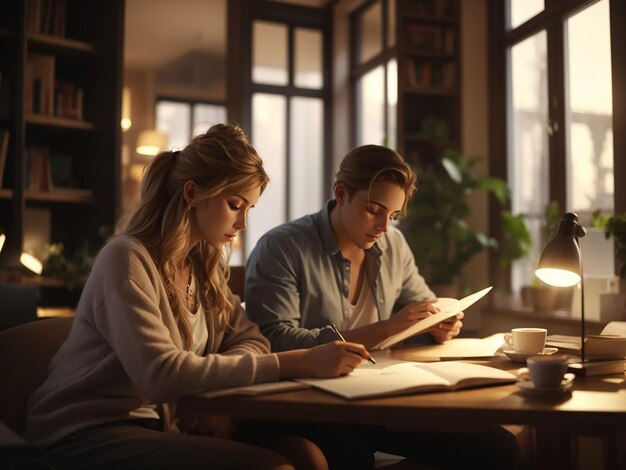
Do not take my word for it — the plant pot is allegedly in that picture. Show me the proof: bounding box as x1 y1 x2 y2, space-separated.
532 287 557 312
554 286 574 311
520 286 534 308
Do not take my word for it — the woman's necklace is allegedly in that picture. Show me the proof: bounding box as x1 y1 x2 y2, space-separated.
173 261 196 310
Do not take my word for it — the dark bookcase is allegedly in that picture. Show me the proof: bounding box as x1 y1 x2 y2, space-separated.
396 0 460 165
0 0 124 293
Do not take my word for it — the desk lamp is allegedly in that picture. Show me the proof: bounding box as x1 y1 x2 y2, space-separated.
535 212 625 376
535 212 587 361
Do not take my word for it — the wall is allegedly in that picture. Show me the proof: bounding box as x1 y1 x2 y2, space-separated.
460 0 490 333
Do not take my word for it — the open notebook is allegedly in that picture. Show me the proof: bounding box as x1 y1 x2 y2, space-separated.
297 359 516 400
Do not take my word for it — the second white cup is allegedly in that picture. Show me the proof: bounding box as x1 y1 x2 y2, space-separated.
504 328 547 354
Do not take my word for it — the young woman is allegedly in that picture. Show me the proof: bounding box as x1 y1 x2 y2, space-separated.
244 145 519 469
25 124 370 470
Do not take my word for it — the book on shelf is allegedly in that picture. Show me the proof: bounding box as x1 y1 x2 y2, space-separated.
408 60 455 90
54 80 84 120
406 24 442 53
0 129 8 189
297 359 516 400
26 0 66 36
25 54 55 116
26 146 52 191
373 286 493 350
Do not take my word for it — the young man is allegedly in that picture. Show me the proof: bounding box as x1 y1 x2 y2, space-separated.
243 145 519 469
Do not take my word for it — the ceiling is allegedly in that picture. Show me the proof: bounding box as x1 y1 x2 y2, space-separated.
124 0 329 69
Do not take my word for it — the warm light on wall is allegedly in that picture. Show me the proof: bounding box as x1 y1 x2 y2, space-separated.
0 233 5 253
121 87 132 131
136 130 167 156
20 252 43 275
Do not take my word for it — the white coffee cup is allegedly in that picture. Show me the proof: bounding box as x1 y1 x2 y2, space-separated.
504 328 547 354
525 355 569 388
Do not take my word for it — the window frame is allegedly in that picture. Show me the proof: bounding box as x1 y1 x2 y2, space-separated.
350 0 396 147
487 0 626 291
155 96 226 144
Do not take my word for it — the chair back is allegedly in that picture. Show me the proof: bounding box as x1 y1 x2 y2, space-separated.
0 317 73 437
229 266 246 301
0 283 38 331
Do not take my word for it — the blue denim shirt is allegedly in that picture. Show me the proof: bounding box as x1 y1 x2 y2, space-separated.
245 200 436 351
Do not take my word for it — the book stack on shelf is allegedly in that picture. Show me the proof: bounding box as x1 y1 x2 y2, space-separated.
25 54 84 121
396 0 460 164
0 0 122 290
25 0 66 37
25 145 92 199
0 129 8 189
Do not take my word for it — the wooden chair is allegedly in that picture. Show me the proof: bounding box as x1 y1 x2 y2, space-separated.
0 283 38 331
229 265 246 301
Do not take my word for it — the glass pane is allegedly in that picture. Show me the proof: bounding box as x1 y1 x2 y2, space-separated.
358 1 382 64
386 59 397 149
509 0 544 30
565 0 613 215
289 97 324 220
356 65 385 146
192 103 226 137
156 101 190 151
387 0 396 48
247 93 287 258
252 21 288 85
509 31 548 294
294 28 323 89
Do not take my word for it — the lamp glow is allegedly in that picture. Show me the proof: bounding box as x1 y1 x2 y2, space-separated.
0 233 5 253
535 268 581 287
20 252 43 275
136 130 167 156
121 87 132 131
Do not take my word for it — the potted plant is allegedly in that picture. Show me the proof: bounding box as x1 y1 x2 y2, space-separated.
401 145 508 296
604 213 626 280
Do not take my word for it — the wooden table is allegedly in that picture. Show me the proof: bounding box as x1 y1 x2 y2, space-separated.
179 347 626 468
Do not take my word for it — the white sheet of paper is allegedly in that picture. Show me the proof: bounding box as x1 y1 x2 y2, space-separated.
373 286 493 350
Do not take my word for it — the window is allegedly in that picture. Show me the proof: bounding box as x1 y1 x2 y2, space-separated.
156 99 226 150
243 5 329 259
352 0 397 148
489 0 625 294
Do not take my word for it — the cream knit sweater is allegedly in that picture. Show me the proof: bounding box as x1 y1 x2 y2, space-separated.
25 235 279 447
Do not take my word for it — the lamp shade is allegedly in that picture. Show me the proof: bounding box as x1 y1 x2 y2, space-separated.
136 130 167 156
535 212 585 287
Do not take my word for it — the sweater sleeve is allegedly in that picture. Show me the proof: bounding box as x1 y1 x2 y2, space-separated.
91 247 279 403
218 293 274 356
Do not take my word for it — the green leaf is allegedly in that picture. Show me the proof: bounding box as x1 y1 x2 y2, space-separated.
441 158 462 183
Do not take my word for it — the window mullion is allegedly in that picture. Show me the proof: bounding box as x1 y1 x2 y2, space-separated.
547 17 566 210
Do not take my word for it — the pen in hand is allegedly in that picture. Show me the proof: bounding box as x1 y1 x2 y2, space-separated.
330 324 376 365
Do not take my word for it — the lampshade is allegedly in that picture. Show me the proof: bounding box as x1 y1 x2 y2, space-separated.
535 213 585 287
136 130 167 156
535 212 588 365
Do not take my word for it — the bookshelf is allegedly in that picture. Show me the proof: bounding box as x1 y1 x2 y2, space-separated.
396 0 460 166
0 0 123 299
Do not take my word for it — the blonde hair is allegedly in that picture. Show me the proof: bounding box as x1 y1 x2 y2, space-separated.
118 124 268 349
334 145 417 217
